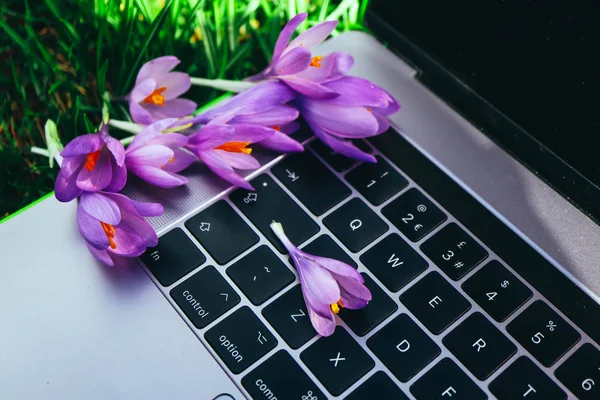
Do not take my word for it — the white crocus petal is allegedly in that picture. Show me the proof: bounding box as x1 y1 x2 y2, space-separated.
45 119 63 168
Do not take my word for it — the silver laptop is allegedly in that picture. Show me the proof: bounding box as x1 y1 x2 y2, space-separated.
2 3 600 399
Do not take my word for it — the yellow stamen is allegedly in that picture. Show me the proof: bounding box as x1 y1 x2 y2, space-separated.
163 122 193 133
84 150 101 171
215 141 252 154
310 56 323 68
143 87 167 106
330 299 344 314
101 221 117 249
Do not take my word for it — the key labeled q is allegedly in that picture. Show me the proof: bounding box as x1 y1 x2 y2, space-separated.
350 219 363 231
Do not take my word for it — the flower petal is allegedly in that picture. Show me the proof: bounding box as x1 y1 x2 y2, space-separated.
229 105 299 126
187 124 234 151
105 160 127 193
126 144 174 168
198 150 254 190
129 100 154 125
54 168 83 202
272 12 308 62
129 165 188 188
76 147 113 191
322 76 391 108
373 110 391 134
284 78 339 99
296 52 354 83
135 56 180 85
339 286 370 309
59 155 85 178
273 46 312 76
130 78 157 103
110 224 148 257
295 256 340 305
85 243 114 266
287 20 338 52
160 72 192 100
144 98 197 121
150 132 188 149
216 150 260 170
259 129 304 153
102 131 126 167
79 192 121 225
305 253 364 281
231 124 275 143
77 204 109 250
300 100 379 138
118 212 158 249
128 118 179 150
104 192 163 218
310 123 376 163
60 133 103 158
163 149 196 173
307 306 336 337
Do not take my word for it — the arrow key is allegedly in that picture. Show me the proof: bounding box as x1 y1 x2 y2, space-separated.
272 151 351 216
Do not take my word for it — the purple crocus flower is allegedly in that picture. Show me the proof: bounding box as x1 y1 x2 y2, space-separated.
125 118 196 188
296 76 400 162
192 81 303 153
77 191 163 267
247 13 354 99
185 121 274 190
271 221 372 336
128 56 197 125
55 125 126 202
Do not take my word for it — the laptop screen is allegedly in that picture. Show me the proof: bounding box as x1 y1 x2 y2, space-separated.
369 0 600 209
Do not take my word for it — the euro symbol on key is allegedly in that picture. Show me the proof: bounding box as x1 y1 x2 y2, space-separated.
350 219 362 231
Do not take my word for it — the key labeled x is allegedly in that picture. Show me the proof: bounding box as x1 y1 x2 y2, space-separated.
329 352 346 367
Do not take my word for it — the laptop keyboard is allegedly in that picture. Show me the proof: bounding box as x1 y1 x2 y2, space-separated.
141 129 599 399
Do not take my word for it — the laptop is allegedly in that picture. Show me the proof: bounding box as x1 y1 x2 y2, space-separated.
2 1 600 398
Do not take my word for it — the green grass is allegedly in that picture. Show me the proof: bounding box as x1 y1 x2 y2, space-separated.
0 0 370 219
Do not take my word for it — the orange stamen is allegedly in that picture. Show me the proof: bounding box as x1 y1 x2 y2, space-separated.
330 299 345 314
84 150 102 171
366 107 372 113
215 141 252 154
143 86 168 106
310 56 323 68
101 221 117 249
272 126 281 131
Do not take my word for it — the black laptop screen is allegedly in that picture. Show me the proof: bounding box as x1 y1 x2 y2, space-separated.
370 0 600 188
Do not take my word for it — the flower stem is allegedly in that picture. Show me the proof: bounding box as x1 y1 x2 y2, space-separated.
189 77 257 93
270 221 296 253
108 119 143 134
31 146 63 167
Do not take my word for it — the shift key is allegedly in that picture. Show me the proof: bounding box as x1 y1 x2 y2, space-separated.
230 174 319 253
170 266 240 329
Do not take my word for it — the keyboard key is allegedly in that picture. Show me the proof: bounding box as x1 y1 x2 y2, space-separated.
400 272 471 334
262 285 316 349
272 151 351 216
462 260 532 321
556 343 600 399
421 223 488 280
227 245 294 305
241 350 325 400
205 306 277 374
302 234 357 268
186 200 258 265
338 274 397 336
367 314 440 382
410 358 487 400
345 371 409 400
443 312 517 380
345 156 408 206
170 266 240 329
300 327 375 396
507 300 581 367
230 175 319 253
141 228 206 286
311 139 373 172
491 356 566 399
360 233 428 292
323 198 388 252
382 188 446 242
